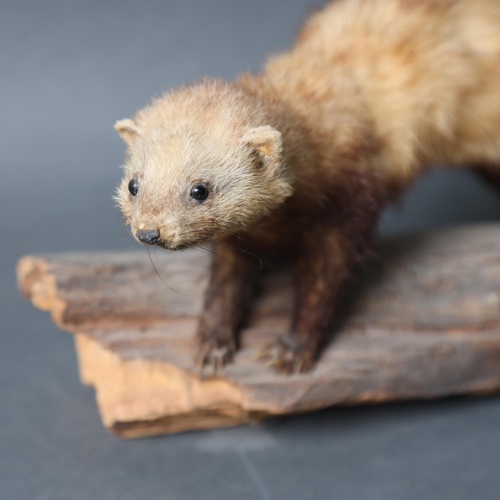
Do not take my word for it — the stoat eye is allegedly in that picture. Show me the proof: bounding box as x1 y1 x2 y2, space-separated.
128 178 138 196
190 182 209 202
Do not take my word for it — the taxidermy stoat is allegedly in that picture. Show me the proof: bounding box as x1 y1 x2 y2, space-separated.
115 0 500 373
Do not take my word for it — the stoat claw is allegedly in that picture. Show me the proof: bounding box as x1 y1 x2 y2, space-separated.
257 334 316 374
195 337 235 376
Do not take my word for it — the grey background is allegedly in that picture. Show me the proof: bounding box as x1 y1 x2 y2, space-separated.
2 1 500 499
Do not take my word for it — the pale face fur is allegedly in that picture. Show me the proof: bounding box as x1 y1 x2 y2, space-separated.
115 81 293 250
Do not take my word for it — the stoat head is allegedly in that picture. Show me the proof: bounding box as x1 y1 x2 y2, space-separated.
115 82 293 250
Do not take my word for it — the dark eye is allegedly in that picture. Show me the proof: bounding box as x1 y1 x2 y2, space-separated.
190 182 209 202
128 178 138 196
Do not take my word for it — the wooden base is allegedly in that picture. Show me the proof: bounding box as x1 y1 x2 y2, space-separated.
17 225 500 437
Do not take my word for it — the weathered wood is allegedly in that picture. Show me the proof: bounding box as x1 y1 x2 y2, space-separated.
17 224 500 437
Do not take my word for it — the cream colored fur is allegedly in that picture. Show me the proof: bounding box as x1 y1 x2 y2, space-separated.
116 0 500 248
115 82 294 248
266 0 500 182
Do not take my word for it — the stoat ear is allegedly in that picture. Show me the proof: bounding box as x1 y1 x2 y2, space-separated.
114 118 141 147
241 126 283 177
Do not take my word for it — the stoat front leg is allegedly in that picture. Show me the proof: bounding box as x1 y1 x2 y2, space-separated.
259 227 354 374
195 241 259 375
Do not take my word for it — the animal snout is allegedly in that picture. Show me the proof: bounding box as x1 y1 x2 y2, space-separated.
136 228 160 244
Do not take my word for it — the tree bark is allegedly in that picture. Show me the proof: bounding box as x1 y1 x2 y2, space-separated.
17 224 500 437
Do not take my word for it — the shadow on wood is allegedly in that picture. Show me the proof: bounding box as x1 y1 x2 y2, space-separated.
17 224 500 437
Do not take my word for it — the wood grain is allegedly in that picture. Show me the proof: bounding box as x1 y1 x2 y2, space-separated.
17 224 500 437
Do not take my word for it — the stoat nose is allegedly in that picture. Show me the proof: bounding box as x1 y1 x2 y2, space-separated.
136 229 160 245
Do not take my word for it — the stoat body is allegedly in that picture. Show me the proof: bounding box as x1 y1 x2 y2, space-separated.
116 0 500 373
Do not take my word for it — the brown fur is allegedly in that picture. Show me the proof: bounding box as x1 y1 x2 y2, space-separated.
115 0 500 373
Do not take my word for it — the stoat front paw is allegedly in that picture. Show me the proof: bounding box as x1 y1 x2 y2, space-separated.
258 334 316 374
195 336 235 376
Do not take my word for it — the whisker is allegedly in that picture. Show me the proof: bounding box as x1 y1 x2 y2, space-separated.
115 233 131 243
153 245 176 257
195 244 232 265
146 246 190 296
128 242 143 250
217 241 263 269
